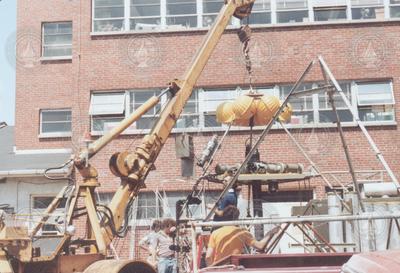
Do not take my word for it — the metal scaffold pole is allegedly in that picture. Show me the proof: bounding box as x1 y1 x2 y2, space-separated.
319 60 365 212
318 56 400 190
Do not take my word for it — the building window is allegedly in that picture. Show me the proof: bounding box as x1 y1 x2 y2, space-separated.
96 192 115 205
281 84 314 125
314 7 347 21
314 1 348 21
176 92 200 129
32 196 66 209
203 0 225 26
92 0 400 32
284 80 395 126
248 0 271 24
390 0 400 17
137 192 163 219
42 22 72 58
129 90 162 130
90 81 394 134
90 90 164 133
40 109 72 136
202 88 238 127
90 92 126 132
32 196 66 235
136 191 220 220
318 83 353 123
351 0 384 20
93 0 125 32
356 81 395 122
276 0 309 23
166 0 198 29
130 0 161 31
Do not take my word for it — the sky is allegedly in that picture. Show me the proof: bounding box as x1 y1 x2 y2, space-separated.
0 0 16 125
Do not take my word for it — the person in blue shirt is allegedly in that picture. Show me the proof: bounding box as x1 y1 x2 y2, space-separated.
208 184 242 228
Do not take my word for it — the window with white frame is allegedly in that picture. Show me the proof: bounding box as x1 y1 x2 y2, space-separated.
137 192 163 219
89 89 201 134
201 88 238 128
130 0 161 31
176 91 200 129
136 191 221 220
40 109 72 136
164 191 221 219
92 0 400 33
248 0 272 24
351 0 384 20
313 0 348 21
203 0 225 27
93 0 125 32
356 81 395 122
390 0 400 17
90 92 126 132
166 0 198 29
129 90 162 129
276 0 309 23
89 81 394 134
96 192 115 205
318 82 353 123
42 22 72 58
281 84 314 125
32 195 66 235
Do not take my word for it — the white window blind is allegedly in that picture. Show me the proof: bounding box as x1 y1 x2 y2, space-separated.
351 0 383 6
276 0 307 9
357 82 394 105
202 89 238 113
313 0 347 7
254 0 272 10
89 92 126 115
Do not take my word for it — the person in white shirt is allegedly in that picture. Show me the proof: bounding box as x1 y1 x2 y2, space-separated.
139 219 161 266
150 218 177 273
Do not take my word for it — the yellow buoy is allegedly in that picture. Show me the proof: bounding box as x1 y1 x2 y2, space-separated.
230 95 255 120
253 94 280 125
215 91 292 126
279 103 293 123
216 102 236 124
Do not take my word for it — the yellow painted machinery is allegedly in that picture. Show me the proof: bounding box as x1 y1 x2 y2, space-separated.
216 92 292 126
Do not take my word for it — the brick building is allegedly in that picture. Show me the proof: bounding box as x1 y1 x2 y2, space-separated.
14 0 400 258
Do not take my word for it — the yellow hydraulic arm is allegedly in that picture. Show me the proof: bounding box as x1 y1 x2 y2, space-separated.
101 0 256 246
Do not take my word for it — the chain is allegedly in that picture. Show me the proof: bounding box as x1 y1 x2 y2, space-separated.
238 24 253 92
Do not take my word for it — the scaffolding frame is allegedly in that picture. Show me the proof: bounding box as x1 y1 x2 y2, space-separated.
205 56 399 221
191 211 400 273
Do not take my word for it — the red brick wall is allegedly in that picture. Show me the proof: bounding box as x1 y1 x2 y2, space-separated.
15 0 400 259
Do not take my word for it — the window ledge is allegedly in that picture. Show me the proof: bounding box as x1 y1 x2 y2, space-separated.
40 56 72 62
90 120 397 136
90 25 227 37
39 132 72 139
90 18 400 37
